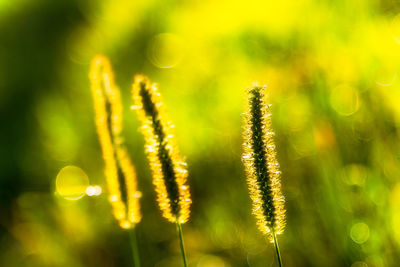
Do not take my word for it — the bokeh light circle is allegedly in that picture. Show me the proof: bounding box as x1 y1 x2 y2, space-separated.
147 33 184 68
350 222 370 244
56 166 89 200
330 84 360 116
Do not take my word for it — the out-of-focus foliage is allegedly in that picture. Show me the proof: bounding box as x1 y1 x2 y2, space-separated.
1 0 400 266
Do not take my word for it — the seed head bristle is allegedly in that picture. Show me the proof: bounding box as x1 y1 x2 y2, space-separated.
89 55 141 229
132 75 191 224
242 84 285 241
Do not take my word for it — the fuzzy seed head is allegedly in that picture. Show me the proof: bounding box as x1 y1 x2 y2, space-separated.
132 75 191 224
242 83 285 241
89 55 141 228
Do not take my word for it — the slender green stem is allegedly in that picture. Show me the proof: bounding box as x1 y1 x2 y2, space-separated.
176 223 188 267
129 227 141 267
272 232 282 267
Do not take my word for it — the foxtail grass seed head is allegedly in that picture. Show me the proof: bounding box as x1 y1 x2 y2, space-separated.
132 75 191 224
242 83 285 242
89 55 141 229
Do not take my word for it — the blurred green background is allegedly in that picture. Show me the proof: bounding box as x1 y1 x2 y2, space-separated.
1 0 400 266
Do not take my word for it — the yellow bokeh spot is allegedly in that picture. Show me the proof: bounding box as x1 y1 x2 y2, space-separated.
56 166 89 200
147 33 185 68
350 222 370 244
313 120 336 150
330 84 360 116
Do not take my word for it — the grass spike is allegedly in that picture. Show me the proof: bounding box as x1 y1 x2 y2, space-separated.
89 55 142 229
131 75 191 224
242 83 286 241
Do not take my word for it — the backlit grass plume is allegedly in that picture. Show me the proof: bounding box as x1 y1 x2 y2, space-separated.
242 83 285 265
131 75 191 224
89 55 142 230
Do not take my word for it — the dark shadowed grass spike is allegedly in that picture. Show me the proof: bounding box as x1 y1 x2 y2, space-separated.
242 83 286 266
132 75 191 267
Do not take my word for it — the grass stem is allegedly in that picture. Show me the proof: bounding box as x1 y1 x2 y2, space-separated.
129 227 141 267
176 223 188 267
273 232 282 267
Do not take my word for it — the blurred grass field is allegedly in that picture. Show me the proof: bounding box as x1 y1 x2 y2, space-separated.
1 0 400 266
